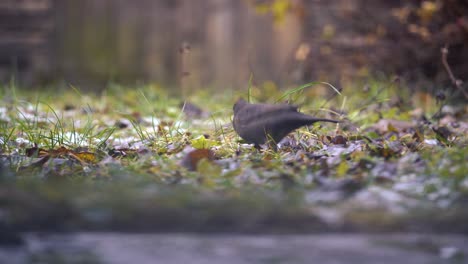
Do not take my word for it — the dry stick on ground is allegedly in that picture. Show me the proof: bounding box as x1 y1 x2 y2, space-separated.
441 45 468 100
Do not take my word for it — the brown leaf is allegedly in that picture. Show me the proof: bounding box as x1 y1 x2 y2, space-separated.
50 146 70 157
181 149 215 171
330 135 348 145
25 147 48 157
412 129 424 143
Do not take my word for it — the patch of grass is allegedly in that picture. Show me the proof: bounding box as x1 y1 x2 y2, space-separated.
0 78 467 233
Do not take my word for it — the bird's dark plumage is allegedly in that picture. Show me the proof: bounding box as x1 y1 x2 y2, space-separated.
233 98 339 148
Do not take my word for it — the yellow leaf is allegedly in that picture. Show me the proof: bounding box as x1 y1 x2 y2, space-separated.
322 24 336 39
197 159 222 188
272 0 290 23
417 1 439 23
190 135 218 149
75 151 97 163
387 122 398 133
197 158 221 178
336 161 349 177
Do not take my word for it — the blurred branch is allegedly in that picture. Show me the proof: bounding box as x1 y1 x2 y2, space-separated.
441 45 468 100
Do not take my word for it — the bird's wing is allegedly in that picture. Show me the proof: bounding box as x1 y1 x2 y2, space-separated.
240 104 298 123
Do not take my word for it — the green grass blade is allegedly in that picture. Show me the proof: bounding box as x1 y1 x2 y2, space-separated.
247 73 253 103
275 81 341 103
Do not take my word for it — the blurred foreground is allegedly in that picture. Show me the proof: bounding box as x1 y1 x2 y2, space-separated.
1 233 467 264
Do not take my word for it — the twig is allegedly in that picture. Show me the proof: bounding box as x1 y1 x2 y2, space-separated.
441 45 468 100
180 42 191 96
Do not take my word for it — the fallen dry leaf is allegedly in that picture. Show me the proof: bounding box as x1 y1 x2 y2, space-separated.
180 148 215 171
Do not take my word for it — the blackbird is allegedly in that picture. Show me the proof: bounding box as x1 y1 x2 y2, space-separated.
233 98 339 148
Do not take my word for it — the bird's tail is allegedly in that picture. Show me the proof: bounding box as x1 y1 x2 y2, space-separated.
307 118 340 124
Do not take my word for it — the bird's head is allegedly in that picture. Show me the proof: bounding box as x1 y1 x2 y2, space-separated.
233 98 248 113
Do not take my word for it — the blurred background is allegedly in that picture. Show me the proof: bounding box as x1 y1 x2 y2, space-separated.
1 0 467 92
